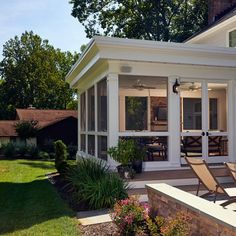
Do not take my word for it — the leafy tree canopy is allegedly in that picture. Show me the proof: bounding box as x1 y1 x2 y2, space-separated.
0 31 79 119
69 0 208 42
14 120 39 139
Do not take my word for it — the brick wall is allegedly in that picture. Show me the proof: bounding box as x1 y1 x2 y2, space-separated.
147 186 236 236
208 0 236 24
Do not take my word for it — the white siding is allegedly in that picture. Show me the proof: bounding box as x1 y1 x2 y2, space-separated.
188 20 236 47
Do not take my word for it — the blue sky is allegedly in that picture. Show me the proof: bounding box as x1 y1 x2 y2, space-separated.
0 0 89 59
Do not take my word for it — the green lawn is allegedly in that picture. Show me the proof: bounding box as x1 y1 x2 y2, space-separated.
0 159 80 236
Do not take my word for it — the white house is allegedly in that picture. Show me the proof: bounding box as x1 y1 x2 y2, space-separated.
66 3 236 171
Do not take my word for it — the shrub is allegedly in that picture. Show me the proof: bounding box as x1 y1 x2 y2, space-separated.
28 145 39 159
111 198 191 236
14 120 39 139
54 140 68 173
66 158 128 209
107 139 136 166
38 151 50 160
17 144 28 157
111 197 149 235
67 145 77 159
41 140 55 153
159 212 191 236
3 143 16 158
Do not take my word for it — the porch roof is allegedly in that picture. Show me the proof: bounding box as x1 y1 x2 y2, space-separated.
66 36 236 89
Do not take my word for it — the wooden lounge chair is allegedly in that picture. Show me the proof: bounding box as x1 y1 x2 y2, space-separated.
225 162 236 183
185 157 236 207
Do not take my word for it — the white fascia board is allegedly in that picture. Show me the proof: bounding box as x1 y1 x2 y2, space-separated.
70 53 100 88
65 38 96 84
67 36 236 89
186 15 236 44
95 37 236 67
94 35 236 55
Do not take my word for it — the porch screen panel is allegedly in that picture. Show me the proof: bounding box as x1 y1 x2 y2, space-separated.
88 135 95 155
80 93 86 131
88 86 95 131
209 98 217 130
80 134 86 152
125 97 147 131
97 79 107 131
98 136 107 160
183 98 202 130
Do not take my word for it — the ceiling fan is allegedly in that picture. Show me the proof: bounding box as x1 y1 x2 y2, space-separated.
188 82 200 91
132 79 156 90
180 82 200 92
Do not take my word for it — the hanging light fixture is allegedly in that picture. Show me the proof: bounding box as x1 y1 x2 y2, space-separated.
173 79 180 94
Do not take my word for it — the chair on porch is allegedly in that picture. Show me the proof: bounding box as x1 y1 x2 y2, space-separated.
208 136 222 156
225 162 236 183
185 157 236 207
181 136 222 157
146 137 167 161
181 136 202 157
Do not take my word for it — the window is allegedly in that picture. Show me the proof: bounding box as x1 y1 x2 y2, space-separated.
80 93 86 131
97 79 107 131
125 97 147 130
229 29 236 47
88 86 95 131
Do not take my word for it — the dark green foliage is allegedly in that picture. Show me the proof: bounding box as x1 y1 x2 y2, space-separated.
41 140 55 153
69 0 208 42
2 143 16 158
28 145 39 159
17 144 28 157
0 31 79 119
107 139 137 165
38 151 50 160
14 120 39 139
67 145 77 159
66 158 128 209
54 140 68 173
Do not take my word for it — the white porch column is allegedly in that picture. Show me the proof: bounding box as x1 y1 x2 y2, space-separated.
168 76 181 167
76 92 81 159
107 73 119 169
228 80 235 162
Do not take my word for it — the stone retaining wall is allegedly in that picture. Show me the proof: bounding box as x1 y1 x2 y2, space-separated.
146 183 236 236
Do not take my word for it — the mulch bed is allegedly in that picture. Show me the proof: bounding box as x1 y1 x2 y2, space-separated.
47 173 122 235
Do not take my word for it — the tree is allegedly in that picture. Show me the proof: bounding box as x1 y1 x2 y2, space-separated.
14 120 39 139
69 0 208 42
0 31 79 119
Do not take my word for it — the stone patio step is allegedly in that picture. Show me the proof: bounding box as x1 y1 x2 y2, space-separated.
77 209 112 226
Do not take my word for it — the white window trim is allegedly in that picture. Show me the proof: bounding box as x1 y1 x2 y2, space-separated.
227 27 236 47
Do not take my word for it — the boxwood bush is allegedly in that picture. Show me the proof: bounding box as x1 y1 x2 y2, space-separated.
66 157 129 209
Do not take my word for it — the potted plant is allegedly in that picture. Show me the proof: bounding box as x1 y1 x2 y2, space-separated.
131 144 146 174
108 139 136 178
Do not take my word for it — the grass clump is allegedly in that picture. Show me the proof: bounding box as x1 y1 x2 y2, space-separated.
66 157 129 209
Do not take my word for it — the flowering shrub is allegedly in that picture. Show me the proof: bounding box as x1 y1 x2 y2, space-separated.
146 212 190 236
111 196 149 235
160 212 191 236
111 197 191 236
